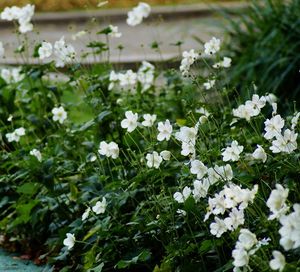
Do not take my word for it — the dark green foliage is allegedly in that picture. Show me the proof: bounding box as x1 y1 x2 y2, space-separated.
225 0 300 106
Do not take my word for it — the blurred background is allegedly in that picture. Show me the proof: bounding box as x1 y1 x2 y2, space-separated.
0 0 238 11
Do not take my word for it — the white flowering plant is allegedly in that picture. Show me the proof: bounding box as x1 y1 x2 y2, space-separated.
0 2 299 272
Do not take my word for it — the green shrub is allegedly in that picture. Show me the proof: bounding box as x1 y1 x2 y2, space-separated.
224 0 300 106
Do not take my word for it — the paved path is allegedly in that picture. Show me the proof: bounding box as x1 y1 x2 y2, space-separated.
0 4 242 65
0 249 51 272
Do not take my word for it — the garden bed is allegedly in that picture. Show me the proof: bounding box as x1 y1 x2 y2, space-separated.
0 1 299 272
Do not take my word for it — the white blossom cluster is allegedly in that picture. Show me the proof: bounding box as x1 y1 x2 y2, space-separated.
179 49 199 76
233 94 267 121
145 150 170 169
1 4 35 33
206 184 258 237
109 61 155 92
98 141 119 159
173 163 233 205
108 25 122 38
127 2 151 26
267 184 300 252
5 127 26 143
232 229 258 270
222 140 244 162
0 67 24 84
267 184 289 221
264 114 298 154
204 37 221 55
175 126 198 156
38 37 76 67
278 204 300 251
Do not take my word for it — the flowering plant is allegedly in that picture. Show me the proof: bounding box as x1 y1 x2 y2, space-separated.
0 2 299 272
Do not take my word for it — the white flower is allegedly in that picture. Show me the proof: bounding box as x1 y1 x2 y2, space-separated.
63 233 75 250
232 229 258 270
214 164 233 181
19 22 33 33
38 42 53 60
204 37 221 55
1 5 35 33
108 70 119 90
291 112 300 130
118 70 137 90
54 37 76 67
210 217 227 237
136 2 151 17
160 150 171 161
269 251 286 272
232 247 249 267
176 209 187 216
98 141 119 159
265 93 277 104
193 179 210 201
1 7 19 21
7 115 13 122
279 204 300 250
180 49 199 75
121 111 138 132
52 106 67 124
213 57 232 68
72 30 87 41
252 145 267 163
1 68 24 84
267 184 289 221
245 94 266 115
157 119 172 141
173 186 191 203
233 95 266 121
190 160 207 179
180 142 195 157
82 207 91 221
146 151 163 168
30 149 42 162
142 114 156 127
137 61 155 91
175 126 197 144
233 104 255 121
207 167 221 184
222 140 244 162
270 129 298 154
127 11 143 26
6 127 26 143
108 25 122 38
224 208 245 231
127 2 151 26
203 79 215 90
92 197 107 214
264 115 285 140
238 229 257 250
0 42 4 58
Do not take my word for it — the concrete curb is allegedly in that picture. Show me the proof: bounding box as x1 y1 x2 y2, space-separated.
1 53 181 69
0 2 247 26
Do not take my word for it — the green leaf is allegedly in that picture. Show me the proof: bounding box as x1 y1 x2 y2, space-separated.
115 249 151 269
87 263 104 272
78 119 95 132
16 182 39 196
69 182 79 201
